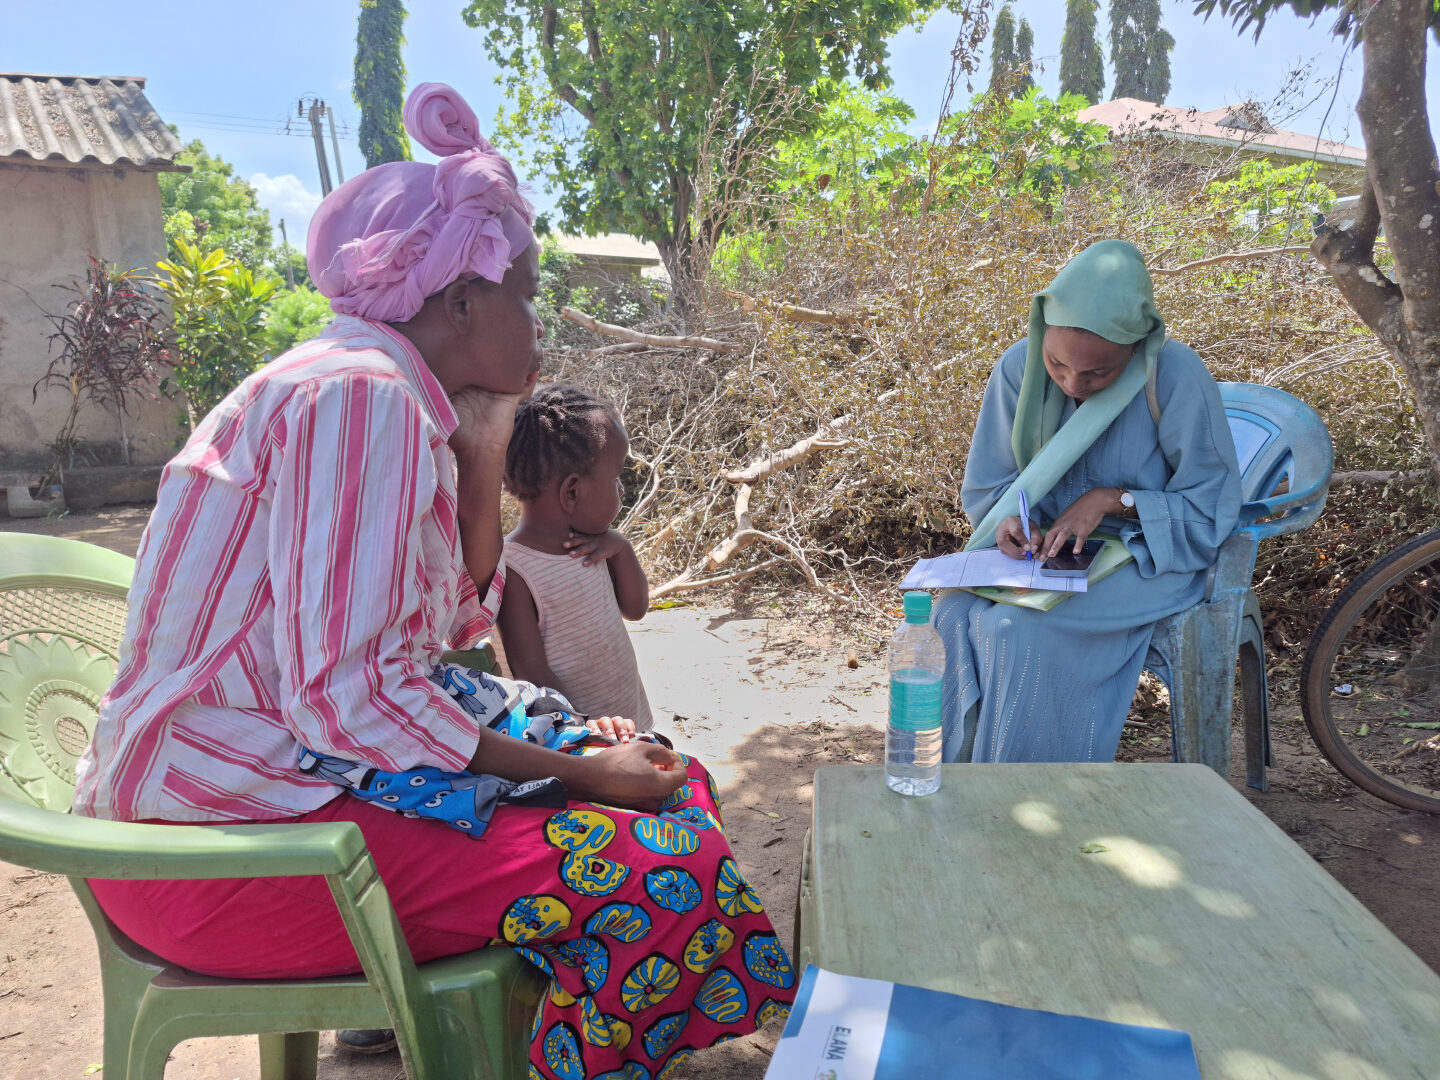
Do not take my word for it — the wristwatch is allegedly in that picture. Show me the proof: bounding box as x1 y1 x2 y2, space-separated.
1116 488 1137 516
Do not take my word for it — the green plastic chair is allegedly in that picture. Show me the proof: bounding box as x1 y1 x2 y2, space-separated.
0 532 546 1080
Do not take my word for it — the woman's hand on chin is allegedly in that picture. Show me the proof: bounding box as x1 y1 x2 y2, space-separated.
448 386 529 460
573 739 686 811
995 515 1041 560
1040 488 1116 559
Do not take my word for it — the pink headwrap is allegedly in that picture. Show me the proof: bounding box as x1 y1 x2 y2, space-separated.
307 82 536 324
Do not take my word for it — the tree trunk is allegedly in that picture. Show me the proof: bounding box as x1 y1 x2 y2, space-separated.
1311 0 1440 480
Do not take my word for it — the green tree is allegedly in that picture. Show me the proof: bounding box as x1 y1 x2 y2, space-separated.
1198 0 1440 480
157 140 273 271
773 81 918 205
354 0 412 168
262 286 334 356
990 4 1018 94
154 238 278 426
935 88 1110 200
1110 0 1174 101
1059 0 1105 104
1205 160 1335 243
1015 17 1036 93
461 0 947 295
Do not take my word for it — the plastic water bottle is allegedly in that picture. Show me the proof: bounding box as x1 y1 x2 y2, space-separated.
885 591 945 796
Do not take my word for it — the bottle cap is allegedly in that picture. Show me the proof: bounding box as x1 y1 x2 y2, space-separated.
902 590 932 623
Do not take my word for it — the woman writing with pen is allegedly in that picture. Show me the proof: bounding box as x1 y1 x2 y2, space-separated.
933 240 1242 764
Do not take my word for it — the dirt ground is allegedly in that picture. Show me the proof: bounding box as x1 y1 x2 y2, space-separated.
4 506 1439 1080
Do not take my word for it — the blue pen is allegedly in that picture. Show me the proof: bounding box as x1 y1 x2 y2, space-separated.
1016 487 1034 561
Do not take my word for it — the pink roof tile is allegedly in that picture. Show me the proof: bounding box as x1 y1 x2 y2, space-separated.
1078 97 1365 167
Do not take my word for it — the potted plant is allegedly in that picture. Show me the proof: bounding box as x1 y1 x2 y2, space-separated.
21 256 170 516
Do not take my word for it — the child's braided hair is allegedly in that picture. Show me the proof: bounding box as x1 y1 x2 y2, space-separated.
504 384 622 503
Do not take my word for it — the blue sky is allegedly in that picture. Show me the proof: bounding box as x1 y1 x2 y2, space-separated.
9 1 1437 248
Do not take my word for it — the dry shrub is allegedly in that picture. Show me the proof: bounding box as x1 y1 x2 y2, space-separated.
546 120 1430 663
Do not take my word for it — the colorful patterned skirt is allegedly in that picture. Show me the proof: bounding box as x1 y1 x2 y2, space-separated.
89 752 795 1080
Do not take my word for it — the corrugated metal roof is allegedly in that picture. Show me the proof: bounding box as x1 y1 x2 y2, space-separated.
0 73 187 171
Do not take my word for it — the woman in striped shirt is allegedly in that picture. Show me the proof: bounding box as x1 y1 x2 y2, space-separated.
72 82 795 1079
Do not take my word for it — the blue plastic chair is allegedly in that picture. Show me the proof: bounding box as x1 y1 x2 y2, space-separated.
1143 383 1333 790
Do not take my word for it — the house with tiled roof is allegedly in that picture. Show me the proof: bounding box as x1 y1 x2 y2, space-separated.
1078 97 1366 193
0 73 187 496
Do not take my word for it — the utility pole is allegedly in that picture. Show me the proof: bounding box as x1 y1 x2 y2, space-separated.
278 219 296 291
326 105 346 186
300 96 333 196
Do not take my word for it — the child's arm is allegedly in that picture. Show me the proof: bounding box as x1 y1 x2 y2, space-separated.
606 537 650 621
495 571 564 689
563 529 650 621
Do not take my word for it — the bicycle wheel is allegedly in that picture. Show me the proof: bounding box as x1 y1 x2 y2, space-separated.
1302 528 1440 813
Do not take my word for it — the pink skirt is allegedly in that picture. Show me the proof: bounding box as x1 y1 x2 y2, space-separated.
89 756 794 1079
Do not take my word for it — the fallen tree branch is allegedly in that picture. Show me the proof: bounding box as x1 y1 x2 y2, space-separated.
723 419 851 485
589 341 650 357
635 508 696 554
724 528 857 606
1151 246 1313 276
561 306 742 352
702 484 755 567
1330 469 1430 486
649 557 787 601
722 288 860 325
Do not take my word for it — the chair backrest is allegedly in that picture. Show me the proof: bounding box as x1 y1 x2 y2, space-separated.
1219 382 1334 543
0 532 135 810
0 531 464 1079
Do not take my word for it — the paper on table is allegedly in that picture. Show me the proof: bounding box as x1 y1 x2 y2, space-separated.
899 547 1088 592
765 965 1203 1080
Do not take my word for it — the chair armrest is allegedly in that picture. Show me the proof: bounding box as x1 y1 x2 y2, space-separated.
1239 479 1330 543
0 798 367 881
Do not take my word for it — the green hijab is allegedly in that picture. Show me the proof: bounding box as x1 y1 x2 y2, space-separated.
967 239 1166 550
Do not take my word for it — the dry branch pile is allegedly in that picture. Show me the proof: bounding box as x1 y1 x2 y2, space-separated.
537 132 1432 666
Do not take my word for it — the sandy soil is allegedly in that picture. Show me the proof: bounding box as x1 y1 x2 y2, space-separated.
3 506 1438 1079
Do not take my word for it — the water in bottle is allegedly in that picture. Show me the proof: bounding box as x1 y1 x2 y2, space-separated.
885 590 945 796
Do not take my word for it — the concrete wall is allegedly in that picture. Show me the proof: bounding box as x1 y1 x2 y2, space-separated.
0 163 182 478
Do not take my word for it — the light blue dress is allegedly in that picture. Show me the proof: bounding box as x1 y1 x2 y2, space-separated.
935 338 1242 762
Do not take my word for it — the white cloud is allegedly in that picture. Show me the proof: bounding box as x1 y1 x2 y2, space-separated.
249 173 323 247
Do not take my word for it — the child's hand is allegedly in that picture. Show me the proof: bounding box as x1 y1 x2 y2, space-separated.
563 528 632 567
586 715 637 743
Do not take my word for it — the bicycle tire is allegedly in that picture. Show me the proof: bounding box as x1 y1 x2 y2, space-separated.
1301 528 1440 813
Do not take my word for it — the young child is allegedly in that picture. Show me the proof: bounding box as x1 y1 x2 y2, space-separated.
498 384 654 738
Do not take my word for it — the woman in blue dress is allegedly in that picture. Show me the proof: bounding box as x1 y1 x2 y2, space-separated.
935 240 1242 763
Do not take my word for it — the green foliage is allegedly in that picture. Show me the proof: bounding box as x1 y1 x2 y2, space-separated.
153 238 278 425
1193 0 1440 44
354 0 412 167
35 257 169 477
268 247 312 290
1059 0 1105 104
990 5 1017 94
1205 160 1336 244
1110 0 1174 102
1015 18 1036 93
461 0 945 280
772 81 917 206
263 286 334 356
158 139 273 271
933 88 1111 201
989 6 1036 96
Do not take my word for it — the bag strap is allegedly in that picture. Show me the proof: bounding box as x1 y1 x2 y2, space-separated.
1145 350 1162 426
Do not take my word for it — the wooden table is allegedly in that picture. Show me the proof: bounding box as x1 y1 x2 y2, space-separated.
797 764 1440 1079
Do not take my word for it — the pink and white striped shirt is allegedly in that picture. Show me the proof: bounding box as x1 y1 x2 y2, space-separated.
73 316 503 823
